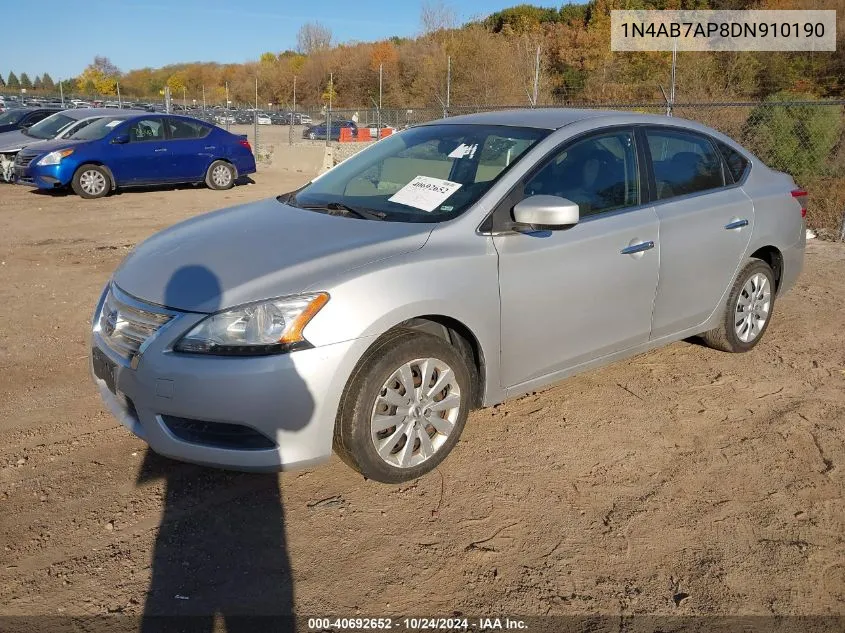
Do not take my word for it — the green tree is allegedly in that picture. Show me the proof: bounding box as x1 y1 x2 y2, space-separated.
744 92 844 182
41 73 55 91
20 73 32 89
0 74 5 89
33 75 43 90
7 72 19 88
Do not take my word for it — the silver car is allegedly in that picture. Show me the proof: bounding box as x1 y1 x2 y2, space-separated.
90 109 806 483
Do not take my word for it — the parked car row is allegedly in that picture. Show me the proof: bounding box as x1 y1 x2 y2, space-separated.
0 108 256 196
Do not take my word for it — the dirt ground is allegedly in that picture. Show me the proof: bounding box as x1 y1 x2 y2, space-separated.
0 144 844 625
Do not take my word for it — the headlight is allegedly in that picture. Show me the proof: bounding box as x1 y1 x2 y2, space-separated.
174 293 329 356
37 148 75 166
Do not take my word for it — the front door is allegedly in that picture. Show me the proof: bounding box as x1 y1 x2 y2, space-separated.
494 128 659 389
111 117 169 184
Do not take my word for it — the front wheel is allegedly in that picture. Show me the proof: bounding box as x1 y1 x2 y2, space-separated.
701 258 775 353
72 165 111 199
334 330 472 483
205 160 235 190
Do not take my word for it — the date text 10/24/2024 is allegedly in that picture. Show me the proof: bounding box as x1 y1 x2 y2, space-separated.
307 617 528 631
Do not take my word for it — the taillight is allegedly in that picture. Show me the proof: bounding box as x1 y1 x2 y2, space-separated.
239 139 252 152
791 189 807 218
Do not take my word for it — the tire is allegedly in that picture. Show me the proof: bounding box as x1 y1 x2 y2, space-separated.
701 258 776 353
334 329 472 483
205 160 235 190
71 165 111 199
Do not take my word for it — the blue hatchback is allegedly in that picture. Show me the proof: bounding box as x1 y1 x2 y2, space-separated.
14 113 256 198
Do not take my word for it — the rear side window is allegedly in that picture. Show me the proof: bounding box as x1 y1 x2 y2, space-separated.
646 129 725 200
167 117 211 140
716 141 749 183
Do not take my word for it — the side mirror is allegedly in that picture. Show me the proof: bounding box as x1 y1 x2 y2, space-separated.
112 134 129 145
512 195 579 230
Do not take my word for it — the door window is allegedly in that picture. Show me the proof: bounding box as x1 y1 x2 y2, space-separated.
167 117 211 140
523 130 640 217
715 141 749 183
128 118 165 142
646 129 725 199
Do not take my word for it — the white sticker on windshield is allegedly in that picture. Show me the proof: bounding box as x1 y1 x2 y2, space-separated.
105 120 122 128
388 175 462 212
448 143 478 159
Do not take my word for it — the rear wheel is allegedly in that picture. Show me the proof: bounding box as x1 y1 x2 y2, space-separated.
205 160 235 190
701 258 775 353
334 330 472 483
71 165 111 199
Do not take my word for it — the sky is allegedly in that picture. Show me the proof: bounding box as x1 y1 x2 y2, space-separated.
3 0 559 81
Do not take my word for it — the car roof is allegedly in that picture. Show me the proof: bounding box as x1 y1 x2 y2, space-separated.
425 108 700 131
4 106 64 113
61 108 137 120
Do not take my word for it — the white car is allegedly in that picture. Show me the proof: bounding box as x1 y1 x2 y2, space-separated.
256 114 272 125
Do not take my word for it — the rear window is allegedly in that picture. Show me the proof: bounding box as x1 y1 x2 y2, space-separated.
716 141 749 183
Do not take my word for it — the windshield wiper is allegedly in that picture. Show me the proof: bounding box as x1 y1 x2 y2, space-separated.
304 201 388 221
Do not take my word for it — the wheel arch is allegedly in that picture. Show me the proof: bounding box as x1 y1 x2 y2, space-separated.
206 158 238 181
749 245 783 292
73 161 116 189
397 315 486 410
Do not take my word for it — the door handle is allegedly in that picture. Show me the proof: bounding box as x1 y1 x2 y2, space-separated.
154 148 168 153
620 241 655 255
725 218 749 230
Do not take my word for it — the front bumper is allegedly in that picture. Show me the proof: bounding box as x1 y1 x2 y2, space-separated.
90 287 372 471
16 163 68 189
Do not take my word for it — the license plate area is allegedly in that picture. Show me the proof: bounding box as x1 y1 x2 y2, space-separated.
92 347 117 395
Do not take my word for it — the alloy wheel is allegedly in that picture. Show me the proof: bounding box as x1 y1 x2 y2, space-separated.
735 272 771 343
211 164 232 188
79 170 107 196
370 357 462 469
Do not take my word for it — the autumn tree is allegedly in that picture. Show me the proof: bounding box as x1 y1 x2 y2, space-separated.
296 22 332 55
77 56 121 96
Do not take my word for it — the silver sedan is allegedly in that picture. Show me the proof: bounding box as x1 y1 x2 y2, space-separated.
91 109 806 483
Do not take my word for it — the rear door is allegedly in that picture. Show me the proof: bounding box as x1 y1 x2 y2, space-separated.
644 126 754 338
165 117 213 181
110 117 168 184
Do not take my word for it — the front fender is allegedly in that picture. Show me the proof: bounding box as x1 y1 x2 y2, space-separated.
301 231 506 405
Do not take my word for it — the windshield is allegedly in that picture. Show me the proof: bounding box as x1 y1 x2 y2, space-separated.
26 113 76 139
288 124 547 222
68 117 126 141
0 109 25 126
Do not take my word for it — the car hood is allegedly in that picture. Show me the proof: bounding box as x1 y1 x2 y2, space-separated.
0 129 30 152
114 198 435 313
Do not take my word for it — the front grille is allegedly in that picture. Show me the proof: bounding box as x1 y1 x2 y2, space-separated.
98 286 172 359
15 151 38 168
161 416 277 450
